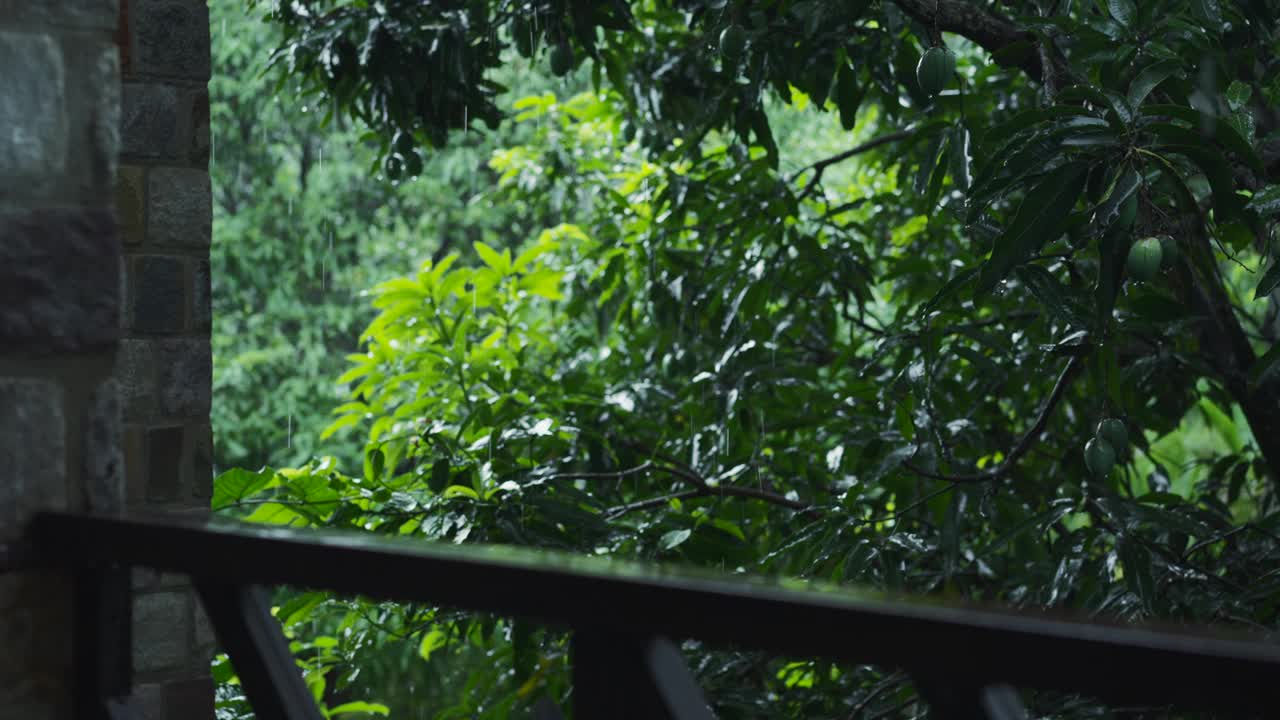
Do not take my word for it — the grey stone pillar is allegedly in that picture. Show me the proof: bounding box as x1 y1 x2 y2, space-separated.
115 0 216 716
0 2 124 718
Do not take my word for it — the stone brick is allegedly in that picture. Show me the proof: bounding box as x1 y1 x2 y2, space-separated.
121 83 177 160
183 422 213 500
166 675 215 718
116 683 164 720
184 88 211 166
116 166 146 246
0 575 73 719
0 31 67 197
132 590 190 673
191 259 210 332
83 42 122 192
132 0 211 80
192 602 216 658
119 254 129 331
132 256 185 334
0 0 118 29
0 208 120 352
148 168 211 247
131 568 188 591
157 338 211 417
124 424 146 503
84 379 123 513
117 339 157 419
0 380 65 537
146 426 183 501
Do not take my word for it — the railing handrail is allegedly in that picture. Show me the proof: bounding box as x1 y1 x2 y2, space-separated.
27 510 1280 714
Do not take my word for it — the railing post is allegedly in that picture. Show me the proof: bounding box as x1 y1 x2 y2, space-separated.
73 565 133 720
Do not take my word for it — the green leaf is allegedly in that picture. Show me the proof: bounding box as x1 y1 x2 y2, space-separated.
1095 226 1129 328
1144 112 1263 175
1246 186 1280 217
1118 539 1156 611
1157 142 1247 223
659 528 692 551
1256 259 1280 299
365 447 385 482
328 702 391 717
976 161 1088 295
1015 265 1092 328
443 485 480 500
1127 61 1180 110
1226 81 1252 112
212 468 273 510
474 241 511 275
834 62 863 131
949 124 972 192
418 629 447 662
429 458 450 493
1249 342 1280 389
244 502 309 526
1107 0 1137 26
1091 165 1141 235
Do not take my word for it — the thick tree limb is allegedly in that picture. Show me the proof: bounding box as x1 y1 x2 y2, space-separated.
902 355 1083 483
891 0 1067 83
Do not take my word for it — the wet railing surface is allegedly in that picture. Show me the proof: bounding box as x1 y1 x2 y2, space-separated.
22 510 1280 719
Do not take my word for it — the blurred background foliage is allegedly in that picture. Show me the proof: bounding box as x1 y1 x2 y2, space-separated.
211 0 1280 717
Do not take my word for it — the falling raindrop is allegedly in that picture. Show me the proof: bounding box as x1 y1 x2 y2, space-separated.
464 105 468 133
287 413 292 449
287 197 292 215
318 147 323 171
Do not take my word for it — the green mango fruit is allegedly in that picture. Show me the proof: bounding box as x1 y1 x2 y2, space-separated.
719 24 747 60
1127 236 1163 282
916 46 956 95
1084 437 1116 476
1096 418 1128 454
550 44 573 76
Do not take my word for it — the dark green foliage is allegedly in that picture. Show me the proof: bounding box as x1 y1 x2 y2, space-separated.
217 0 1280 717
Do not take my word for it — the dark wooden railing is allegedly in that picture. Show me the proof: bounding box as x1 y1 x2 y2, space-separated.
15 511 1280 718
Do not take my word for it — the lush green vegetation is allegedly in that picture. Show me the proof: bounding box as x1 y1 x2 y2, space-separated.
213 0 1280 717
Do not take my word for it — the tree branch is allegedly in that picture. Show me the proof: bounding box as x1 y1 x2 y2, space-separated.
891 0 1081 88
539 461 656 483
902 355 1083 483
547 458 822 518
791 129 917 201
605 483 821 519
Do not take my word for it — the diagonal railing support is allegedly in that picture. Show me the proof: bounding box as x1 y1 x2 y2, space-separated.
914 677 1029 720
573 631 717 719
195 582 323 720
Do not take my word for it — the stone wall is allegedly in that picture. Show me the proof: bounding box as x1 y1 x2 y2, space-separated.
115 0 216 716
0 1 124 717
0 0 214 718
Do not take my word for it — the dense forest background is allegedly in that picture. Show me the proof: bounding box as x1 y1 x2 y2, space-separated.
209 0 1280 717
